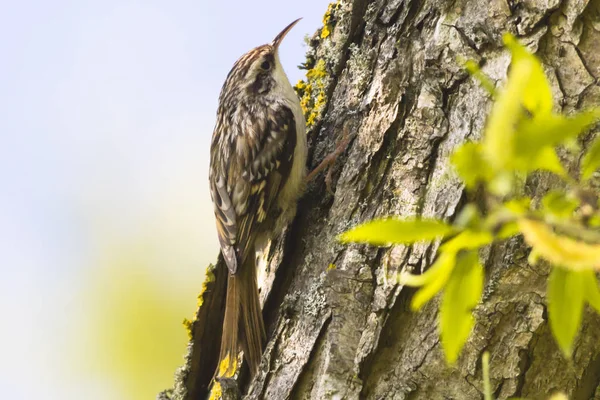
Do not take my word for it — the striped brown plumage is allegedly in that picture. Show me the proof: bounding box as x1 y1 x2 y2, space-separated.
208 18 307 377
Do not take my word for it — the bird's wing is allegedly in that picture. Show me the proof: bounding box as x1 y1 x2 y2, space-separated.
210 104 297 274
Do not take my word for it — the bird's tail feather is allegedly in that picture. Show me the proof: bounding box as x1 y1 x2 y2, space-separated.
218 255 266 377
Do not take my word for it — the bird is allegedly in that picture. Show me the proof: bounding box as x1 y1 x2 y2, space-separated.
208 18 307 377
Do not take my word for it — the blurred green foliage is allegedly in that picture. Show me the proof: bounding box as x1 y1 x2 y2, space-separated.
341 33 600 364
76 240 204 400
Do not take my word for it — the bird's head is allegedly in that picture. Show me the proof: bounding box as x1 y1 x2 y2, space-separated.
221 18 301 97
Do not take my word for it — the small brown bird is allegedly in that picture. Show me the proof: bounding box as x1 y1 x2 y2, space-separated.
209 19 307 377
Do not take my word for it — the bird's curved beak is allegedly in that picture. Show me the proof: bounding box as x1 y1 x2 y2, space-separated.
271 18 302 50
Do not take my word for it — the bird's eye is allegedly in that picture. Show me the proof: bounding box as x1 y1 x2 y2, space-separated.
260 61 271 70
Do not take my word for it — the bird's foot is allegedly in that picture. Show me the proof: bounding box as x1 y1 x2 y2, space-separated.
305 127 352 195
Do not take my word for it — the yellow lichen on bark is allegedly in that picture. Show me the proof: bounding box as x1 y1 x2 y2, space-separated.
294 59 329 127
182 265 216 339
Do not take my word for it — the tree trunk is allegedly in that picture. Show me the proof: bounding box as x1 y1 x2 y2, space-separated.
161 0 600 399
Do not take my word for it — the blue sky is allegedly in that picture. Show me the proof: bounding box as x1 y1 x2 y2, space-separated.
0 1 328 398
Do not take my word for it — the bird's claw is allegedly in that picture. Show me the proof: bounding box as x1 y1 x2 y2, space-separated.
305 126 352 195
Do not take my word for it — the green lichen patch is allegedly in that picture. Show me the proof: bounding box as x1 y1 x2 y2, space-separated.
197 266 216 308
182 318 194 340
182 264 216 339
294 59 330 127
293 1 345 129
321 2 342 39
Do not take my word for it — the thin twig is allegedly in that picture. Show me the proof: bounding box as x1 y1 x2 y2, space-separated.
482 352 493 400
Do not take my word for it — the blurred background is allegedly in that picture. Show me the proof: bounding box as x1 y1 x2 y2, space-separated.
0 1 327 398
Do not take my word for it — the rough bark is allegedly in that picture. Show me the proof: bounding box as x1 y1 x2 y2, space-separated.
161 0 600 399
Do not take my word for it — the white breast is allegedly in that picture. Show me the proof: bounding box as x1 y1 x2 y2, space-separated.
271 52 307 225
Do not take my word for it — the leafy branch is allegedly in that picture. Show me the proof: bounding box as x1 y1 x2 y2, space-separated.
340 33 600 363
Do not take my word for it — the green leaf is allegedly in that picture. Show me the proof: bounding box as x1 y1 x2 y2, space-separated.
405 230 492 310
440 250 484 364
399 252 454 288
582 134 600 180
582 270 600 313
565 136 581 151
548 394 568 400
515 110 600 158
410 253 456 310
497 221 520 239
453 204 482 231
482 62 532 171
547 267 585 358
504 198 532 214
589 215 600 228
488 171 515 197
542 190 579 220
485 197 531 239
528 147 566 176
451 142 494 188
503 33 553 116
339 218 452 245
441 230 494 253
518 219 600 269
483 34 553 172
